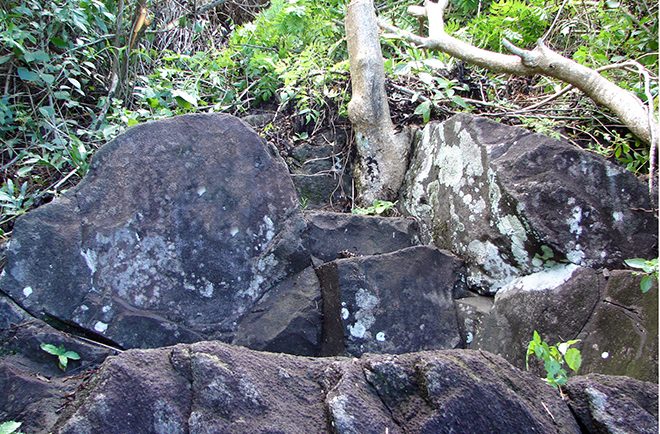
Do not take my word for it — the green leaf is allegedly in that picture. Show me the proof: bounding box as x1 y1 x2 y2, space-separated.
172 89 198 109
23 50 50 63
39 72 55 85
40 343 63 356
558 340 579 355
39 106 55 118
565 348 582 372
625 258 649 269
63 351 81 360
0 55 12 65
414 100 432 123
51 36 67 48
640 275 653 293
68 77 82 89
16 166 33 178
17 67 40 82
0 421 22 434
451 95 469 109
58 355 69 370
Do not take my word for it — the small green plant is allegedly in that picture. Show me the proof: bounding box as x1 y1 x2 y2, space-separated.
625 258 658 293
40 343 81 371
526 331 581 390
352 200 396 216
0 421 23 434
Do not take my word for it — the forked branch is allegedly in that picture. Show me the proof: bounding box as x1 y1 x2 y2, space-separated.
380 0 658 189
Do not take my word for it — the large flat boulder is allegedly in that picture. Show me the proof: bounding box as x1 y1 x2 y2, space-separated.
400 114 658 294
47 342 582 433
0 114 321 353
317 246 466 356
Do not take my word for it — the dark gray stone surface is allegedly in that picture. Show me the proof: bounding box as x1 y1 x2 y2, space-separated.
401 114 658 294
566 374 658 434
466 267 658 382
470 265 602 369
576 270 658 382
303 211 421 264
317 246 466 357
0 294 116 433
0 114 317 351
48 342 582 434
289 132 352 209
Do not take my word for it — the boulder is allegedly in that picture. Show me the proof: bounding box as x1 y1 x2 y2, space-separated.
400 114 658 294
0 114 321 354
303 211 421 264
317 246 466 357
566 374 658 433
49 341 582 433
576 270 658 382
0 295 116 433
468 267 658 382
470 265 602 368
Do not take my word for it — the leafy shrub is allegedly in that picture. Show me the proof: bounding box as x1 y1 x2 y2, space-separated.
526 330 581 389
625 258 658 293
0 0 118 233
41 343 81 371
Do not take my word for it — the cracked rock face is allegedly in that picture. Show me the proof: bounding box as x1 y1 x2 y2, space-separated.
467 268 658 383
400 114 658 294
566 374 659 434
317 246 466 357
0 114 319 351
51 341 581 434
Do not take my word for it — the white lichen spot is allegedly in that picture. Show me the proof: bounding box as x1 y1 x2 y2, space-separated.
23 286 33 297
466 239 519 293
102 305 111 313
568 206 583 236
341 307 349 320
612 211 623 222
466 332 474 344
94 321 108 333
566 247 585 265
496 214 530 267
376 331 386 342
262 215 275 242
347 288 379 340
601 352 609 359
199 279 214 298
80 304 89 312
436 145 464 190
229 226 239 237
349 323 366 338
197 186 207 196
80 249 97 274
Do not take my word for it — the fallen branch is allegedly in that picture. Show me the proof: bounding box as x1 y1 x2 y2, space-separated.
379 0 658 191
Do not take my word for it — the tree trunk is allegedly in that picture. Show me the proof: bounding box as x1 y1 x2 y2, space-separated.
346 0 412 204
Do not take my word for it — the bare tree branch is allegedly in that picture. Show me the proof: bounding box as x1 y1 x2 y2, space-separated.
378 1 657 153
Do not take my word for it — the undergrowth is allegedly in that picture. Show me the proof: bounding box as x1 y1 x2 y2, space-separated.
0 0 657 236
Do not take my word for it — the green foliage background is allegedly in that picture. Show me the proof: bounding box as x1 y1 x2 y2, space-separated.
0 0 657 234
